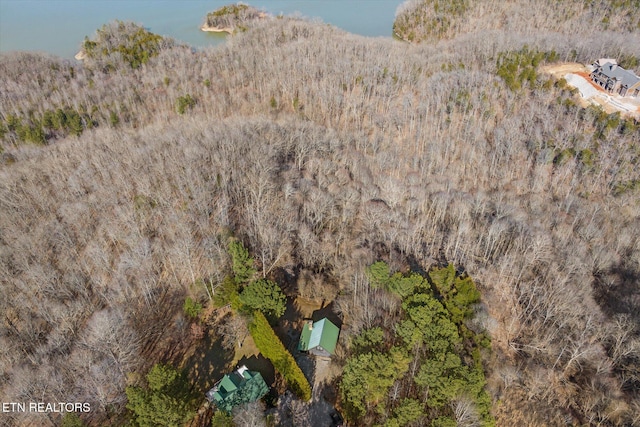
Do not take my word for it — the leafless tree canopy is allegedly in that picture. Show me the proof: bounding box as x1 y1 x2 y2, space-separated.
394 0 640 42
1 9 639 427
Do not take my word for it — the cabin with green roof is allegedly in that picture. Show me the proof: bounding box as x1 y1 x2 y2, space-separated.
298 318 340 357
205 365 269 412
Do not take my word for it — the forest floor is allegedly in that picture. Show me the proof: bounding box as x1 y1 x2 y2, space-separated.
541 62 640 118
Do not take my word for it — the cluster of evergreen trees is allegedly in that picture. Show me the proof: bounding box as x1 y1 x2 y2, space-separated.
495 47 559 92
340 263 492 426
125 364 196 427
0 107 93 145
214 239 287 319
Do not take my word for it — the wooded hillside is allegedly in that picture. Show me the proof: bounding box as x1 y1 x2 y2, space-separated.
1 4 639 426
394 0 640 43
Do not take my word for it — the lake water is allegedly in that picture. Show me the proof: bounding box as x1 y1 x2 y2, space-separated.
0 1 405 59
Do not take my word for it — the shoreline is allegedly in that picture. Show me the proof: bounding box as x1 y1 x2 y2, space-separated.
200 23 234 35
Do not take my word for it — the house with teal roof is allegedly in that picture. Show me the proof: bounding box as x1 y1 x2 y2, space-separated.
206 365 269 412
298 318 340 358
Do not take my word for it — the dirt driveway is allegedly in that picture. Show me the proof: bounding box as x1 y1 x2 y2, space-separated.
539 62 588 77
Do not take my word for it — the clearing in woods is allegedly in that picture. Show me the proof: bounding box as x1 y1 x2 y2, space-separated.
541 62 640 118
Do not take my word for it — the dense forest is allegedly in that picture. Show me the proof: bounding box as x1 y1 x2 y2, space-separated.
393 0 640 42
1 1 640 426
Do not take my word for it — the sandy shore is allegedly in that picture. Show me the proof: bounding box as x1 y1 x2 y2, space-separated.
200 23 234 34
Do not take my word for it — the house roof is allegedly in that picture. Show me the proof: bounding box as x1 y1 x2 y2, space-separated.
299 318 340 355
598 62 640 88
595 58 617 67
207 365 269 412
217 372 241 395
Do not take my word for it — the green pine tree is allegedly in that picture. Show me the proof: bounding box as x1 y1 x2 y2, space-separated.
239 278 286 318
228 239 256 284
125 363 195 427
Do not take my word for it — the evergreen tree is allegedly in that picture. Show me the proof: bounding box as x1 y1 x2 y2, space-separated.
367 261 390 289
387 272 424 299
239 278 286 318
61 413 86 427
351 327 384 354
126 364 195 427
213 275 241 308
228 239 256 284
340 346 410 419
384 399 424 427
183 296 203 319
429 264 480 324
211 410 234 427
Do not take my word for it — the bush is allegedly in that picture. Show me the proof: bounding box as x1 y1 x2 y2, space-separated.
176 94 196 115
183 297 203 319
61 413 85 427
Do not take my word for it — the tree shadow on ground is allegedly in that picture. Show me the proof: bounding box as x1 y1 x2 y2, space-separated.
294 352 316 389
237 354 276 387
271 266 298 296
311 301 342 329
276 296 305 352
134 288 187 363
183 330 234 395
593 260 640 320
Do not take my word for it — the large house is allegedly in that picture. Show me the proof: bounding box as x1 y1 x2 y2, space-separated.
298 318 340 358
206 365 269 412
590 59 640 98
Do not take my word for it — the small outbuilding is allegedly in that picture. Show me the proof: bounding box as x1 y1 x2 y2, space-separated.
298 318 340 357
206 365 269 412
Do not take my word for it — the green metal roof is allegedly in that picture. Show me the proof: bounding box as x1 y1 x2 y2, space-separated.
219 373 240 393
298 318 340 355
209 367 269 412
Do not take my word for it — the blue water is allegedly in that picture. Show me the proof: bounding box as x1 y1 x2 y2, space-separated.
0 1 404 59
